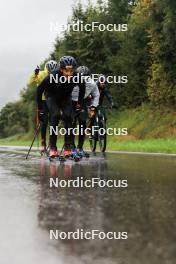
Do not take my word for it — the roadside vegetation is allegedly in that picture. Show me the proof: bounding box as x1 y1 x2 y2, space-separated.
0 0 176 153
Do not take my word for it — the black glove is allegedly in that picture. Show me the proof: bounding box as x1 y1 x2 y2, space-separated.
38 110 45 122
75 104 82 113
34 66 40 75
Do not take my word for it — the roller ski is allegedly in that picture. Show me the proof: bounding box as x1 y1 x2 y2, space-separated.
48 148 66 162
77 148 90 158
63 148 80 162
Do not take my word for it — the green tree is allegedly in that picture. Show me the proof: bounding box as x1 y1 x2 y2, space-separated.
146 0 176 106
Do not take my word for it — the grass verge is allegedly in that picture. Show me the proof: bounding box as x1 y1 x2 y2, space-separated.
0 105 175 154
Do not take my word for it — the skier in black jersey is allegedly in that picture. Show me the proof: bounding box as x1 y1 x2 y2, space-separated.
36 56 85 158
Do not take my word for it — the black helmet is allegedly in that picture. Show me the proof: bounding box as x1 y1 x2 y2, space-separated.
45 60 58 73
76 66 90 76
59 56 77 69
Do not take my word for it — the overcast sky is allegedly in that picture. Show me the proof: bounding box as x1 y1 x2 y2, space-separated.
0 0 96 109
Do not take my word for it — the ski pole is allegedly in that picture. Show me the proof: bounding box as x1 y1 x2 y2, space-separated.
25 123 40 159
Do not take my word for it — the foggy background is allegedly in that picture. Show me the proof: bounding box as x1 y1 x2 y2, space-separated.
0 0 96 108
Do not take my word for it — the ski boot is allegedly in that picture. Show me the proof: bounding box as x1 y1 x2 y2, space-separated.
48 148 59 161
63 149 72 159
70 148 80 162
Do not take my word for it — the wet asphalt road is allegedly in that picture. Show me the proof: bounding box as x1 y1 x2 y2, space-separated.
0 147 176 264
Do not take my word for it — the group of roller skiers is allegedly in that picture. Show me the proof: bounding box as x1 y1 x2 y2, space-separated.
29 56 116 160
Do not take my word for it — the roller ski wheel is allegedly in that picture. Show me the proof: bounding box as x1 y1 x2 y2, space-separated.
72 155 80 162
77 149 90 158
49 155 59 162
70 153 81 162
58 155 66 162
49 155 66 163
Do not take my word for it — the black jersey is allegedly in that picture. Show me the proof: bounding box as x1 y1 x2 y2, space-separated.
36 70 85 109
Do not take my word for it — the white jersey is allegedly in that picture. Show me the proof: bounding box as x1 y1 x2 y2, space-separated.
72 77 100 107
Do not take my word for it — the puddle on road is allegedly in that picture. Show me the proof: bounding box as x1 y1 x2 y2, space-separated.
0 149 176 264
